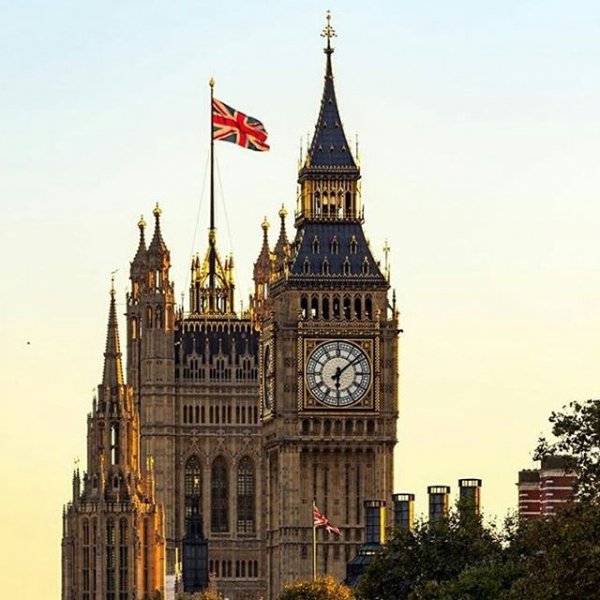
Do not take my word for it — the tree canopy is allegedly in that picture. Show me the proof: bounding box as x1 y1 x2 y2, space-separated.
535 399 600 500
356 399 600 599
279 575 355 600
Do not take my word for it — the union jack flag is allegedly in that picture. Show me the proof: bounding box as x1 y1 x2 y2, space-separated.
212 98 269 151
313 503 341 536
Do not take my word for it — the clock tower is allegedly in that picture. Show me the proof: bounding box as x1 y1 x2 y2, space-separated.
260 14 399 598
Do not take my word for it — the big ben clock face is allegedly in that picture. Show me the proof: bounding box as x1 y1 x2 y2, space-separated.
306 340 372 407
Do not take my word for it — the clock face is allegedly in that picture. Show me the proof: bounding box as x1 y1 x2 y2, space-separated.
262 344 272 410
306 340 371 407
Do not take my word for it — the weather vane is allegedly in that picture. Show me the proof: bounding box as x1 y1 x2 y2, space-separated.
110 269 119 294
321 10 336 50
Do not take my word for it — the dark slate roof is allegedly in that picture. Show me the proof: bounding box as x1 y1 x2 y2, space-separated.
287 221 387 286
175 319 259 364
302 49 358 172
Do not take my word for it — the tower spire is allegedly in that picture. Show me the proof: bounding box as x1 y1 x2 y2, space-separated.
102 277 124 387
297 12 361 224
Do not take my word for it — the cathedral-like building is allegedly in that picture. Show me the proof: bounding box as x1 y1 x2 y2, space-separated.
63 17 399 600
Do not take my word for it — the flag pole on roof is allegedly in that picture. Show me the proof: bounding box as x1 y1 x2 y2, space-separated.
209 77 216 300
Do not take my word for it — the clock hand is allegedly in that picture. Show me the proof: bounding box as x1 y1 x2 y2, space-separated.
331 366 342 387
337 354 363 377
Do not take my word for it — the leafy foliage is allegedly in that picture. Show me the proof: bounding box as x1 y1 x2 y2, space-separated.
535 399 600 499
177 590 222 600
505 500 600 599
279 575 355 600
355 509 503 600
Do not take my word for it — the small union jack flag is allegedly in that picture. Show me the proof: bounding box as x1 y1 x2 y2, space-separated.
313 503 341 536
212 98 269 151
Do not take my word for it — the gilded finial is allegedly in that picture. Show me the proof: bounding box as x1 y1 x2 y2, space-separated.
321 10 336 51
153 202 162 219
279 204 287 219
138 214 146 230
262 216 270 231
209 77 215 88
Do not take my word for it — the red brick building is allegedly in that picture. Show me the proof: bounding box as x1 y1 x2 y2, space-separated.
517 455 577 520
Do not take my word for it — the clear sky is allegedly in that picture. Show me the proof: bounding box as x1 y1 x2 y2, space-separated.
3 1 600 597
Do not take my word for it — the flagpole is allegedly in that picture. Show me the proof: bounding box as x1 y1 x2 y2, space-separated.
208 77 216 308
312 499 317 581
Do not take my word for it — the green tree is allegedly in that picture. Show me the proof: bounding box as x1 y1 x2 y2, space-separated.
279 575 355 600
505 500 600 599
355 508 503 600
177 590 222 600
535 399 600 499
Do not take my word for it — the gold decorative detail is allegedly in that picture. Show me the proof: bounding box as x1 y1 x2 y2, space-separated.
209 77 215 88
153 202 162 218
138 215 146 230
321 10 336 47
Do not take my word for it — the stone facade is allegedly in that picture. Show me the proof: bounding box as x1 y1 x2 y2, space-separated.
62 287 166 600
63 19 399 600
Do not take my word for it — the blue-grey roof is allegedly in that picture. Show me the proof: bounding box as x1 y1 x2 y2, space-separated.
301 49 359 173
288 221 387 287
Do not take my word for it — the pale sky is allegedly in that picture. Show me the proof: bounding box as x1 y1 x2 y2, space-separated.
3 1 600 597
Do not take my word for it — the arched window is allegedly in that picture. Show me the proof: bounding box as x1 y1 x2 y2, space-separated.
303 258 310 275
343 258 351 276
118 519 128 600
333 296 341 319
146 306 153 329
343 296 351 320
155 306 163 329
82 519 91 599
237 457 255 533
185 456 202 518
311 296 319 319
131 317 138 341
322 297 330 319
300 296 308 319
349 236 358 254
106 520 116 600
321 258 330 275
330 237 339 254
345 191 353 217
354 296 362 320
362 258 370 275
312 236 320 254
110 424 119 465
365 296 373 320
211 457 229 532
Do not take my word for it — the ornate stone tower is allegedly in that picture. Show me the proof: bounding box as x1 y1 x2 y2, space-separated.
62 284 166 600
260 16 399 598
127 197 266 599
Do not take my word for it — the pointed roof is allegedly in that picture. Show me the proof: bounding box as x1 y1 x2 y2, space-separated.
148 203 169 260
301 13 358 174
132 215 148 264
273 205 289 266
102 280 124 387
253 217 272 282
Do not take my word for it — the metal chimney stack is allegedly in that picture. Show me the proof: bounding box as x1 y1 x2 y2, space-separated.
428 485 450 522
392 493 415 532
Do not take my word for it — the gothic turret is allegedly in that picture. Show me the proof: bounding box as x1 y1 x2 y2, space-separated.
189 229 236 316
281 15 387 288
102 282 124 388
273 205 290 274
296 12 361 225
62 284 166 599
126 203 175 391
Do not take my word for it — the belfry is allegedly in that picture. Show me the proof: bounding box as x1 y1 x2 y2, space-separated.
62 14 399 600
